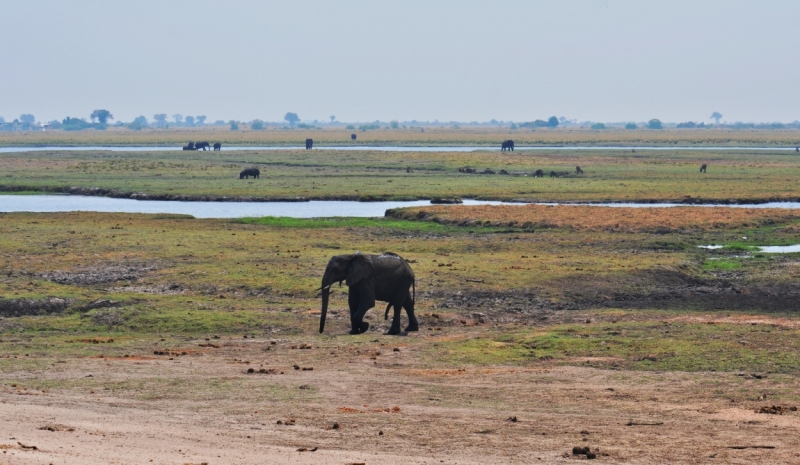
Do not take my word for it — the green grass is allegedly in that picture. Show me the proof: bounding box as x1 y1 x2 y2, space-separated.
704 259 744 271
442 317 800 373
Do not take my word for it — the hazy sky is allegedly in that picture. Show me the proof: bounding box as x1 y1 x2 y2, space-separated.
2 1 799 124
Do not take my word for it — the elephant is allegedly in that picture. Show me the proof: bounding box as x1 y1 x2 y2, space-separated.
319 252 417 336
549 171 559 178
195 141 211 151
700 164 707 173
406 167 413 173
239 168 260 179
576 166 584 174
305 138 313 149
213 142 221 151
351 133 357 141
458 167 476 173
182 142 195 151
481 168 495 174
501 140 515 151
796 147 799 153
533 169 544 177
499 169 509 175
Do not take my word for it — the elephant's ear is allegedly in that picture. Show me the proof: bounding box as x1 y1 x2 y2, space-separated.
346 254 374 286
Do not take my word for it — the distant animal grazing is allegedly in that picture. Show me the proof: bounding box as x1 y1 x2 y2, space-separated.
182 142 195 151
700 164 707 173
796 147 798 153
499 169 509 175
239 168 260 179
533 169 544 177
501 140 515 152
576 166 584 174
458 167 477 174
305 138 313 149
406 167 413 173
213 142 221 151
549 171 558 178
351 134 357 141
195 141 210 151
481 168 495 174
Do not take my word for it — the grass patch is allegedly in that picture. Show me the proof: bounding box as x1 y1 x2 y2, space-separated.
236 216 458 233
703 259 743 271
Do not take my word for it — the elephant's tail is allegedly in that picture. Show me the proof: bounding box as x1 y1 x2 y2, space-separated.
384 302 392 320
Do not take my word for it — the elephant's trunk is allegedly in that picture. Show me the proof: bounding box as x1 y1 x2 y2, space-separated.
319 284 331 333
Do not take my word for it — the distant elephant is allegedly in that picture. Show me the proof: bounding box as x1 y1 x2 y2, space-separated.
700 164 707 173
499 169 509 175
351 134 357 141
796 147 799 153
406 167 413 173
213 142 221 151
182 142 195 151
533 169 544 177
501 140 515 151
549 171 558 178
195 141 211 151
576 166 584 174
305 138 313 149
319 252 417 336
482 168 495 174
239 168 260 179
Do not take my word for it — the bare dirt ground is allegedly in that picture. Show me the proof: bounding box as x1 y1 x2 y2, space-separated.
2 327 799 465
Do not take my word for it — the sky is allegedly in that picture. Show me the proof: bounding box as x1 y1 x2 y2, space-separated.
2 1 799 124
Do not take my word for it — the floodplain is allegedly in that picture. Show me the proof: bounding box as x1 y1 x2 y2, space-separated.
1 131 800 464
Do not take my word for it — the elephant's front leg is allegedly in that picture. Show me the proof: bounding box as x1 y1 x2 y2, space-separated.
348 287 372 334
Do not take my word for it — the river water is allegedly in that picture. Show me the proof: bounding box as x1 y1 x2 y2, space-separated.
1 195 800 218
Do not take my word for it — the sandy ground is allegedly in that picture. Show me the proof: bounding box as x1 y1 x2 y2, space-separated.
2 332 800 465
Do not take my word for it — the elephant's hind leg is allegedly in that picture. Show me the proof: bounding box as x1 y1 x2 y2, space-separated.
403 293 419 332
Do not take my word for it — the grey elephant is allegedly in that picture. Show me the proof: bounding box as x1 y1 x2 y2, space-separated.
351 133 357 141
195 141 210 151
213 142 221 151
319 252 417 336
700 164 707 173
305 138 313 149
182 142 195 151
501 140 515 151
533 169 544 177
576 166 583 174
549 171 559 178
239 168 260 179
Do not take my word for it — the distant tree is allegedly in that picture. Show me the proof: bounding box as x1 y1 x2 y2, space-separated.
153 114 167 127
173 114 183 124
345 124 355 130
250 119 264 130
510 123 518 130
196 115 207 125
490 119 499 125
214 120 225 126
558 116 568 124
129 116 148 130
390 120 399 129
229 120 239 131
625 122 637 129
20 114 35 124
330 115 336 122
676 121 696 128
185 116 195 126
90 109 113 124
710 112 722 124
647 119 663 130
284 112 300 127
590 123 606 130
547 116 559 128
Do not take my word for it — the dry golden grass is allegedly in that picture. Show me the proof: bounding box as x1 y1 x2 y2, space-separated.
2 127 800 146
396 204 800 232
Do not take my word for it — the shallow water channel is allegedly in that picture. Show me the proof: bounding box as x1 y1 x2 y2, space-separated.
2 195 800 218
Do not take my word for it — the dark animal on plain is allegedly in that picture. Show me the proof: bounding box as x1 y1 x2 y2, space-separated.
305 138 313 149
213 142 221 151
182 142 195 151
533 169 544 177
482 168 495 174
501 140 515 151
499 169 509 175
319 252 417 336
796 147 798 153
351 134 357 141
406 167 413 173
550 171 558 178
458 167 476 173
632 149 636 153
700 164 707 173
239 168 260 179
195 141 210 151
576 166 584 174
